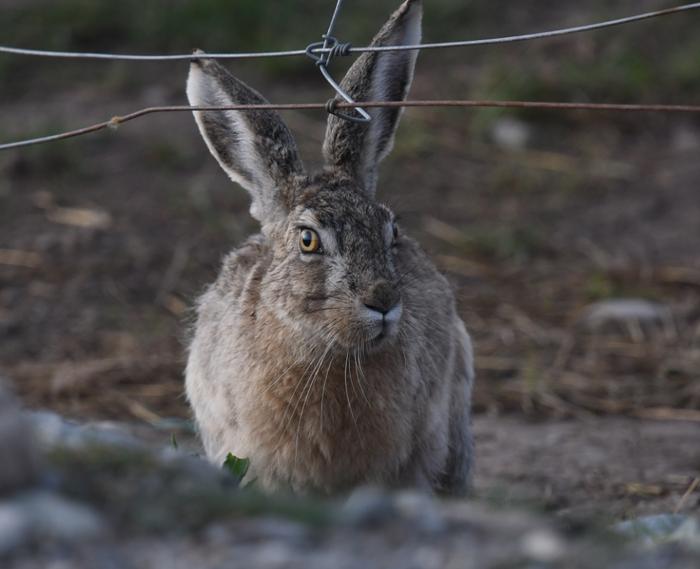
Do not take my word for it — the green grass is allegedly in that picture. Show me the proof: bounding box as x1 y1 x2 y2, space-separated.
452 225 549 263
583 271 664 303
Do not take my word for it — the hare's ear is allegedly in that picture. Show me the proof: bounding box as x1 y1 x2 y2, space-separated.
187 56 305 223
322 0 421 197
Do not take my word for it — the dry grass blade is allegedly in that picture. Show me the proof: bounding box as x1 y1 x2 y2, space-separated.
0 249 42 268
674 477 700 513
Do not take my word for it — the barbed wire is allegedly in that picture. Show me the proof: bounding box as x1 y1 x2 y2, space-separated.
2 100 700 152
1 2 699 61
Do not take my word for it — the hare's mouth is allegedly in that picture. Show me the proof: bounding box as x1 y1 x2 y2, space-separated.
358 301 402 349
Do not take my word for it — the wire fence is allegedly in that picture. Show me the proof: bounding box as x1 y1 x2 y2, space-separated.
1 2 700 151
2 2 699 61
3 101 700 152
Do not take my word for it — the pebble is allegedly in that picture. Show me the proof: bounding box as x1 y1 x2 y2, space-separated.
20 491 106 542
394 490 446 534
491 117 531 150
29 410 142 450
581 299 672 329
521 529 566 562
670 517 700 552
0 502 32 555
340 486 396 527
614 513 688 546
0 491 104 555
0 380 38 495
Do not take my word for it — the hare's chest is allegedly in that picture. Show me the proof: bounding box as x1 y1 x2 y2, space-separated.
245 364 416 493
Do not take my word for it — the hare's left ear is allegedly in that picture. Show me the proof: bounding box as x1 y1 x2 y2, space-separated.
186 55 305 224
322 0 422 197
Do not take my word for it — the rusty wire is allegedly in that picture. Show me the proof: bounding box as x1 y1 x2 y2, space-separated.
2 100 700 151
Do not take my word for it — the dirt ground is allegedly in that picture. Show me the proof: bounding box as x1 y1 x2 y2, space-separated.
474 416 700 519
1 0 699 521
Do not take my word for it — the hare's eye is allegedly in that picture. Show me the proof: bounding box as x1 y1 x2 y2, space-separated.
299 228 321 254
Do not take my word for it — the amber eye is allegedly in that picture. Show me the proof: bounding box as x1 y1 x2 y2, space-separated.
299 228 321 254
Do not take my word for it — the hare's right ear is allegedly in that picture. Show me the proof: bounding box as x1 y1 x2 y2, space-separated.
322 0 422 197
187 56 305 223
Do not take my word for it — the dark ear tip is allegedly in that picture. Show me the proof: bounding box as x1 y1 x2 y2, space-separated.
397 0 422 20
401 0 422 11
190 48 206 67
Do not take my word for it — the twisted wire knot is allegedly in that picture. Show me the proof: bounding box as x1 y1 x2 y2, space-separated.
304 35 352 66
326 38 352 59
325 98 340 114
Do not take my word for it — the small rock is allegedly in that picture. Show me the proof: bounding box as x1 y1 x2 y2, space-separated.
0 502 32 555
614 513 688 546
28 410 77 447
19 491 105 542
29 411 142 450
78 420 143 448
203 522 230 546
673 126 700 152
340 486 396 527
254 542 297 568
521 529 566 562
0 380 38 495
394 490 446 534
580 299 672 329
0 491 104 556
491 117 531 150
670 517 700 552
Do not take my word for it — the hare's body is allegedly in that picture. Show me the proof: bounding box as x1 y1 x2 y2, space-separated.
187 208 473 493
185 0 474 494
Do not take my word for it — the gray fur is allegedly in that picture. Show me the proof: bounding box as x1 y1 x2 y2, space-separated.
186 54 305 223
185 0 473 495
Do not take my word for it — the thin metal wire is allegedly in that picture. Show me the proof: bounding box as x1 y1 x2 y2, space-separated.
1 2 699 61
0 46 309 61
351 2 700 53
324 0 346 41
3 99 700 151
313 0 371 123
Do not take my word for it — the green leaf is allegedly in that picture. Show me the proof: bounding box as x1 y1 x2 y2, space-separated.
223 453 250 485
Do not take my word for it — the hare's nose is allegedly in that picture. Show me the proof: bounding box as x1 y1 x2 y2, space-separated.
363 279 400 315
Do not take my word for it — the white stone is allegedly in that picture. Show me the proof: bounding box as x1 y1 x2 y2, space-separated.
521 529 566 562
491 117 531 150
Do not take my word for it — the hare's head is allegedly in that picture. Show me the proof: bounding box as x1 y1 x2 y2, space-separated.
187 0 421 352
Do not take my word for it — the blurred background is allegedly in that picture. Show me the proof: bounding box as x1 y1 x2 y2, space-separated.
1 0 699 515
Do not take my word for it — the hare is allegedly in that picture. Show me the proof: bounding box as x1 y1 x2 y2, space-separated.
185 0 473 495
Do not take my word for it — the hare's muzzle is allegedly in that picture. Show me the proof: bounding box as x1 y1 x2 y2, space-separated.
359 279 402 341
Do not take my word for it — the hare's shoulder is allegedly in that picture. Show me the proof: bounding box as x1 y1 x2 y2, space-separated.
396 235 454 302
212 234 271 300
